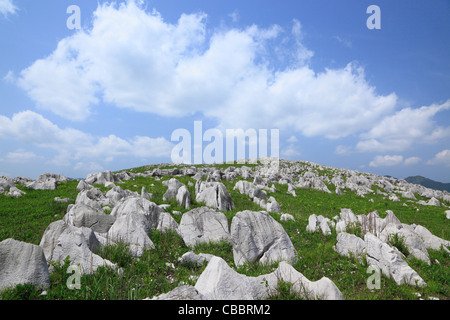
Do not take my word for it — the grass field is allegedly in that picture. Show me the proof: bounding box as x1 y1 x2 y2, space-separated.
0 162 448 300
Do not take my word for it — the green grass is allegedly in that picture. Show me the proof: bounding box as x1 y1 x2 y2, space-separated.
1 161 449 300
0 180 78 245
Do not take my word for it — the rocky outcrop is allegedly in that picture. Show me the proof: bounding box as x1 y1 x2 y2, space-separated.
0 238 50 292
195 181 234 211
26 173 68 190
230 210 297 266
179 207 230 247
39 220 116 274
63 203 116 234
103 197 179 256
193 256 344 300
365 233 426 287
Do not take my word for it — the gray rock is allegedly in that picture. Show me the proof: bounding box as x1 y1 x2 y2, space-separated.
75 188 107 211
163 178 183 200
413 224 450 253
231 210 297 266
401 191 416 200
63 203 115 233
195 181 234 211
266 197 282 213
107 197 178 256
150 285 207 300
39 220 116 274
176 185 191 210
379 223 430 265
334 232 366 260
306 214 332 235
280 213 295 222
7 186 26 198
85 170 117 186
194 256 344 300
0 238 50 292
179 207 230 247
141 186 152 200
105 186 127 206
365 233 426 287
178 251 215 266
76 179 92 192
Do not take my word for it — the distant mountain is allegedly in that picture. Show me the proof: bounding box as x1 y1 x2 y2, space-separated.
405 175 450 192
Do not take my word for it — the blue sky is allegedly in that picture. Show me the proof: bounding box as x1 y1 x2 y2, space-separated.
0 0 449 181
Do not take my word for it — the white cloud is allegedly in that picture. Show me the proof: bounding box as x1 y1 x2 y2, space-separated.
357 100 450 153
2 149 37 163
229 10 239 23
74 161 104 173
281 144 300 158
333 36 352 48
287 135 298 143
404 156 421 166
0 0 17 17
369 155 403 167
18 1 397 142
0 110 174 170
427 149 450 166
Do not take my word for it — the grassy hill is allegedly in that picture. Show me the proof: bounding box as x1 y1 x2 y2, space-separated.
0 160 449 301
405 175 450 192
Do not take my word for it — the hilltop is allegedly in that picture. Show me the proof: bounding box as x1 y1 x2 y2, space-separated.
0 158 449 301
405 175 450 193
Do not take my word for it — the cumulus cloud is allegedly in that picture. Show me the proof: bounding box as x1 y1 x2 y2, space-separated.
0 110 174 169
18 0 397 140
0 0 17 17
427 149 450 166
2 149 38 163
357 100 450 153
404 156 421 166
369 155 404 167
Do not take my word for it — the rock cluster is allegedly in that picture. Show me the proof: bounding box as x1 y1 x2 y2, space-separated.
0 159 449 300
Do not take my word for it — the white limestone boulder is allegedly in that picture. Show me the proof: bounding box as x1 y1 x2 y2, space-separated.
0 238 50 292
179 207 230 247
195 181 234 211
194 256 344 300
365 233 426 287
231 210 297 266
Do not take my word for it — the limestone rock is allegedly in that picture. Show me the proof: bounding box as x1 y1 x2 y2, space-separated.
63 203 115 233
176 185 191 210
194 256 344 300
39 220 116 274
334 232 366 260
163 178 183 201
365 233 426 287
85 170 117 186
151 285 207 300
379 223 430 265
306 214 332 235
106 197 178 256
195 181 234 211
27 173 63 190
76 179 92 192
0 238 50 291
230 210 297 266
413 225 450 253
280 213 295 222
178 251 215 267
179 207 230 247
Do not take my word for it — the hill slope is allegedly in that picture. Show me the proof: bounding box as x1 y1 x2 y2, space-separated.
0 159 449 301
405 175 450 192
